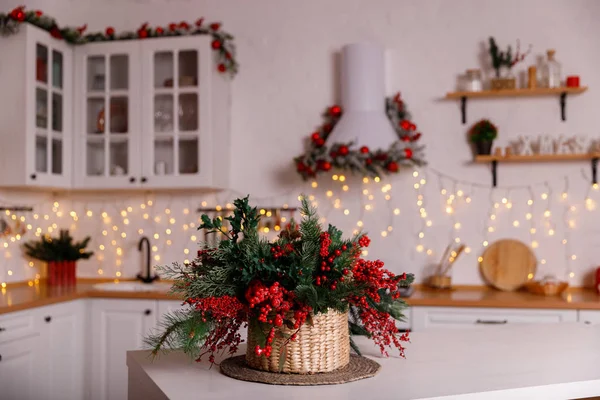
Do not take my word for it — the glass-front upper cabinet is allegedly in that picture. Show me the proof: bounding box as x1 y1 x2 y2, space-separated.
73 42 141 188
140 37 213 188
0 25 73 188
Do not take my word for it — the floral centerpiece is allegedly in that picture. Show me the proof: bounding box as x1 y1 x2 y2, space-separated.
146 196 411 375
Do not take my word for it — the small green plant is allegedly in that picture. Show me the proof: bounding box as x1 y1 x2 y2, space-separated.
469 119 497 143
489 37 531 78
24 230 93 262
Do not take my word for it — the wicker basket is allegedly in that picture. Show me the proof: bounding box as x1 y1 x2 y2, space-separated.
246 309 350 374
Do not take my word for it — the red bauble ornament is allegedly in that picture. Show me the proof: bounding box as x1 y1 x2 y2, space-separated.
311 132 321 141
210 23 221 31
365 158 373 166
386 162 399 172
404 148 413 159
138 29 148 38
217 64 227 73
35 10 43 17
338 145 349 156
400 120 411 130
169 23 177 31
401 135 410 142
106 27 115 36
315 138 325 147
179 21 189 30
16 10 25 21
196 18 204 27
360 146 370 154
408 123 416 131
412 133 422 141
296 162 306 172
211 40 222 50
318 160 332 171
329 105 342 117
156 27 164 35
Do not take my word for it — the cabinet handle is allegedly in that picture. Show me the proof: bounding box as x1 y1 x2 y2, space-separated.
144 309 152 316
0 327 5 332
141 177 148 183
0 354 2 362
475 319 507 325
129 177 136 183
44 316 52 323
30 174 37 180
585 321 591 325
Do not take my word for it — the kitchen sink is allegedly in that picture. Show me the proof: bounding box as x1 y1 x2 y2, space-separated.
92 281 173 292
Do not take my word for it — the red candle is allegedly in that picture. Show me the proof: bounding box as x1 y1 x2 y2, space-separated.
566 76 580 88
596 267 600 294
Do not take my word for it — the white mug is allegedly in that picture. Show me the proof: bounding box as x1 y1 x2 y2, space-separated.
155 161 167 175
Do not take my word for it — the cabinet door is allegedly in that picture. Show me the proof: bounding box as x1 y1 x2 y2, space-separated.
73 42 142 189
26 25 73 188
579 310 600 325
91 299 157 400
0 335 44 400
38 301 85 400
140 36 213 188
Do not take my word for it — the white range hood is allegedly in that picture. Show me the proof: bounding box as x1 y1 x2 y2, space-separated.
325 43 397 149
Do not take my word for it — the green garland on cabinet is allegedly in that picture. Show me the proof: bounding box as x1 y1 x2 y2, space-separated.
0 6 238 76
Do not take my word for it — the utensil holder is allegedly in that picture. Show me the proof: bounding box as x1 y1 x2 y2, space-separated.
428 275 452 289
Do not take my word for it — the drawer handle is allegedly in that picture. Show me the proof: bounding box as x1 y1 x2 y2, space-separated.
0 354 2 362
475 319 507 325
44 316 52 323
584 321 591 325
144 309 152 316
0 327 5 332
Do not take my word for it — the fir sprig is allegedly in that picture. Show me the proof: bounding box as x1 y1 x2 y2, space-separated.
23 230 93 262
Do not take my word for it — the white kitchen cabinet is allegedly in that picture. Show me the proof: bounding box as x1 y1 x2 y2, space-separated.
0 335 44 400
578 310 600 325
90 299 158 400
411 306 577 331
73 41 142 189
39 300 85 400
0 24 73 189
74 35 230 190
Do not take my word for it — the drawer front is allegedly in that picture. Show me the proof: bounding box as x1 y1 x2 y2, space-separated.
412 307 577 331
578 310 600 325
0 310 37 344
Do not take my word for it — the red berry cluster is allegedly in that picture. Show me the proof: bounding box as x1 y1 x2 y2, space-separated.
352 259 400 302
314 234 354 290
358 234 371 248
245 281 312 358
186 295 247 365
270 243 295 259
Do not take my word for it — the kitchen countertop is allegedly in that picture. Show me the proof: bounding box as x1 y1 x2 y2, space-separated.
1 280 599 315
127 324 600 400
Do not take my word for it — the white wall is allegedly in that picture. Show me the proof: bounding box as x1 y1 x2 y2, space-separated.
2 0 600 287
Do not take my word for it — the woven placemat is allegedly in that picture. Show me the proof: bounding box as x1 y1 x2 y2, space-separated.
220 354 380 386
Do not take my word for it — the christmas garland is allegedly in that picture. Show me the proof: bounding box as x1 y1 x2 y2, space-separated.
294 93 425 180
0 6 238 76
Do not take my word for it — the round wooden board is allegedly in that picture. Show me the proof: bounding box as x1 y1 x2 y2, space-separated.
480 239 537 291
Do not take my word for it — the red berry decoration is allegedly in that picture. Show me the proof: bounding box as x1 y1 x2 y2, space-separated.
105 27 115 36
211 40 222 50
375 153 388 161
169 23 177 31
318 161 332 171
360 146 370 154
393 92 401 103
400 120 411 130
329 105 342 117
338 146 349 156
408 123 416 131
76 24 87 35
217 64 227 73
138 29 148 38
365 158 372 166
155 27 164 35
323 123 333 133
412 133 422 141
329 151 338 158
210 22 221 31
196 18 204 27
179 21 189 30
401 135 410 142
34 10 43 17
311 132 321 142
50 27 62 39
404 148 413 159
296 162 306 172
386 161 399 173
315 138 325 147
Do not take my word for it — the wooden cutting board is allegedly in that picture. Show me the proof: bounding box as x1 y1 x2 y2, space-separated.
480 239 537 291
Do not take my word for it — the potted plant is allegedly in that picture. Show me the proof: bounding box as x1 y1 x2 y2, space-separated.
488 37 531 90
469 119 497 155
24 230 93 286
146 196 412 379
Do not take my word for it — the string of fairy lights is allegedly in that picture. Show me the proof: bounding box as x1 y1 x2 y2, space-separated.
0 166 597 288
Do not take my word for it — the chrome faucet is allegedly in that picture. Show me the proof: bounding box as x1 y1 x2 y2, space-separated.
137 236 159 283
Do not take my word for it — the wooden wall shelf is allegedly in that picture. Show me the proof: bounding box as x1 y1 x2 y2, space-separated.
445 87 588 124
474 153 599 187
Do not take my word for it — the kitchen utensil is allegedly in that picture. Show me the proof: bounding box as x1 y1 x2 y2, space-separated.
436 244 452 275
480 239 536 291
440 244 466 276
525 278 568 296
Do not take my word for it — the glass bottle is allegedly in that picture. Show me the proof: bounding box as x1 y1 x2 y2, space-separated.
464 69 482 92
542 49 561 88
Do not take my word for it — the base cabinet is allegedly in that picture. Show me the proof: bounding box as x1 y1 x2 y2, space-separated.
0 335 44 400
578 310 600 325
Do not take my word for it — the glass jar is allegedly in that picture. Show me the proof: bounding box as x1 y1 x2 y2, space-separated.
464 69 482 92
541 49 561 88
